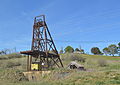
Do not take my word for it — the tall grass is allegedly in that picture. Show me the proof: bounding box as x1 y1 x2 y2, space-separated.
0 53 24 60
0 53 120 85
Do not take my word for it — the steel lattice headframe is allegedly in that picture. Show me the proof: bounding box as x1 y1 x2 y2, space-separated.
20 15 63 71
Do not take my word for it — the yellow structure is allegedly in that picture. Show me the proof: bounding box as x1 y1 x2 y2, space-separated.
31 63 39 70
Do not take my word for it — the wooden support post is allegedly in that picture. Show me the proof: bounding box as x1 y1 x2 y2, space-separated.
29 55 32 71
27 55 29 71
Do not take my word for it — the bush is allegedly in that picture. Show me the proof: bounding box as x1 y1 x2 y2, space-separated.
0 53 23 60
0 55 8 60
1 69 28 82
69 54 86 63
97 59 107 67
6 61 21 68
7 53 23 59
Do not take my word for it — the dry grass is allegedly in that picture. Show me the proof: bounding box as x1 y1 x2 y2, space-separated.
0 53 120 85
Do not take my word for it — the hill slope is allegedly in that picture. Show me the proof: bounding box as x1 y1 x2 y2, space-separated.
0 53 120 85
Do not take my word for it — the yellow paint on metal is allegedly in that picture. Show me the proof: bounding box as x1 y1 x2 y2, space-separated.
31 64 38 70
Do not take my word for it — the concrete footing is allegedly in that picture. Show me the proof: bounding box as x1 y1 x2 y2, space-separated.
23 71 51 81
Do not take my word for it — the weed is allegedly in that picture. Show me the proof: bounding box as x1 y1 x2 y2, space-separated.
97 59 107 67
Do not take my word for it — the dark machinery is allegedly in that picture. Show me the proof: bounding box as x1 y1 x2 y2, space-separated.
20 15 63 71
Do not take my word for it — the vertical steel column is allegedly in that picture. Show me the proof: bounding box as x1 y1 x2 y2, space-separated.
45 23 64 67
44 25 49 68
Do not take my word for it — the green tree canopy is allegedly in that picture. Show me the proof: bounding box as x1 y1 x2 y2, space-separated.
64 46 74 53
75 48 80 52
59 50 63 54
80 49 84 54
118 42 120 56
103 47 110 56
108 44 118 56
118 42 120 48
91 47 102 55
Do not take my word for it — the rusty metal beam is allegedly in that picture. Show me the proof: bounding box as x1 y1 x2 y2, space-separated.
20 15 63 71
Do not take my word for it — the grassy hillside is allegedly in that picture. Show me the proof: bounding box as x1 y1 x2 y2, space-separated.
0 53 120 85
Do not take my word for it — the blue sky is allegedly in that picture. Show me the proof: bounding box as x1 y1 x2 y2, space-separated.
0 0 120 53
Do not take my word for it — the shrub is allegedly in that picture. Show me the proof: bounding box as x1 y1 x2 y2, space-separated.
1 69 28 82
69 54 86 63
97 59 107 67
0 53 23 60
7 53 23 59
6 61 21 68
59 50 64 54
0 55 8 60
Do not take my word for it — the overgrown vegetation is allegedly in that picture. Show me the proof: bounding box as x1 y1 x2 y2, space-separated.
0 53 23 60
0 53 120 85
97 59 107 67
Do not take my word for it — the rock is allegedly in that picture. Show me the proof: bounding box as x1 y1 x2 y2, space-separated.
68 61 86 71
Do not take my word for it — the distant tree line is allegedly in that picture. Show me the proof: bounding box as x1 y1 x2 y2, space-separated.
91 42 120 56
60 42 120 57
0 48 17 55
59 46 84 54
